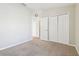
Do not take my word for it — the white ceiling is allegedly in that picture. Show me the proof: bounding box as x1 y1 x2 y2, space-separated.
25 3 74 10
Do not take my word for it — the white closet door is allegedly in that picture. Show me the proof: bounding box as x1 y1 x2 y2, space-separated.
49 16 57 42
58 14 69 44
40 17 48 41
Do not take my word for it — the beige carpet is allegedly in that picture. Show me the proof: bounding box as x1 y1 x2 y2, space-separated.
0 39 78 56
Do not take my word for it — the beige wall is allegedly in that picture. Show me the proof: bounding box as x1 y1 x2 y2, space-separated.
75 4 79 53
40 4 75 45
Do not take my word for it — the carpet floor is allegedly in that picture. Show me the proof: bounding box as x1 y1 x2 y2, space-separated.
0 39 78 56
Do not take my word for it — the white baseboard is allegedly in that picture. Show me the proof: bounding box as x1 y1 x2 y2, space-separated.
75 46 79 55
43 40 75 47
0 39 32 51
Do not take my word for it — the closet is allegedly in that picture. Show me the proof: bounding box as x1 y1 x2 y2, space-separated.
49 16 58 42
58 14 69 44
40 14 69 44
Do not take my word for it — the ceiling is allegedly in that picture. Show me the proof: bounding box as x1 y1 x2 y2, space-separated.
25 3 74 10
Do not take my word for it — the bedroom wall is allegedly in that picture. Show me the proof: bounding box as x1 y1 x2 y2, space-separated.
75 3 79 54
0 3 32 49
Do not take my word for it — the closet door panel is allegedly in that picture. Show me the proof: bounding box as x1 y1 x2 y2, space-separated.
40 17 48 41
58 14 69 44
49 16 58 42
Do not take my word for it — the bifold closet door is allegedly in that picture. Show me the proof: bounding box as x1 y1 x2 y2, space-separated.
49 16 57 42
40 17 48 40
58 14 69 44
